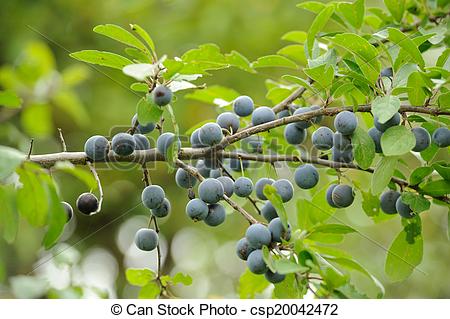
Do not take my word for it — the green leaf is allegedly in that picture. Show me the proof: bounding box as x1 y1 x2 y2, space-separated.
371 95 401 124
137 96 163 125
252 55 297 69
420 180 450 197
0 185 18 243
130 82 149 92
0 146 24 180
309 224 355 235
42 175 67 249
16 164 48 227
329 33 380 84
438 91 450 109
273 259 309 275
139 281 160 299
171 273 193 286
93 24 148 53
281 31 307 44
70 50 133 70
184 85 240 107
407 72 430 105
303 63 334 90
277 45 307 64
352 127 375 169
180 43 228 74
225 50 255 73
130 24 156 53
409 166 433 185
263 185 288 229
371 156 398 195
126 268 156 287
381 126 416 156
388 28 425 70
432 162 450 181
337 0 364 29
306 5 335 57
0 90 22 108
384 0 405 22
272 274 304 298
54 162 97 190
401 192 430 213
238 268 270 298
385 223 423 282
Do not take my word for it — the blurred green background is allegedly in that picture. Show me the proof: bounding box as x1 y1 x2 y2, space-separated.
0 0 449 298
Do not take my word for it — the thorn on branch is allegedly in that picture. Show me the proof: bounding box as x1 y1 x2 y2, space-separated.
57 128 67 152
87 161 103 214
27 138 34 160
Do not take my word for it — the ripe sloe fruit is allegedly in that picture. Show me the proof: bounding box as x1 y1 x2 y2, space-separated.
247 249 267 274
278 109 291 119
217 176 234 197
196 160 211 178
151 198 171 218
374 113 400 132
272 179 294 202
242 136 263 153
141 185 165 209
326 184 339 208
432 127 450 148
331 184 354 208
411 127 431 152
217 112 240 133
61 201 73 222
252 107 276 126
204 203 226 226
112 133 135 156
310 105 323 124
268 217 291 242
236 238 256 261
185 198 209 221
294 164 319 189
229 150 250 172
331 147 353 163
380 67 393 77
156 132 180 157
175 168 197 188
312 127 334 150
233 95 254 117
246 223 272 248
265 270 286 284
152 85 172 106
76 192 99 215
134 228 158 251
133 134 150 150
293 107 312 129
255 178 274 200
131 114 155 134
190 128 205 148
209 169 222 179
395 197 414 218
380 190 400 214
234 177 253 197
333 132 352 152
368 127 383 153
84 135 109 161
198 178 224 204
284 123 307 145
199 123 224 146
261 201 278 222
334 111 357 135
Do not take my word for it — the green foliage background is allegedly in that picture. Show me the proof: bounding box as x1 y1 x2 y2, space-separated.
0 0 449 298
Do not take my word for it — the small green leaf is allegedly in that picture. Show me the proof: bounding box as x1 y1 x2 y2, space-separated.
432 162 450 181
137 96 163 125
272 274 304 298
409 166 433 185
371 156 398 195
126 268 156 287
281 31 307 44
407 72 430 105
337 0 364 29
251 55 297 69
273 259 309 275
385 222 423 282
54 162 97 190
238 268 270 298
388 28 425 70
420 180 450 197
93 24 148 53
130 24 156 53
306 5 335 57
0 91 22 108
0 185 18 243
70 50 133 70
225 50 255 73
42 175 67 249
352 127 375 169
303 63 334 90
384 0 405 22
171 273 193 286
371 95 401 124
401 192 430 213
309 224 356 235
185 85 240 107
0 146 25 180
130 82 149 92
263 185 288 229
381 126 416 156
139 281 160 299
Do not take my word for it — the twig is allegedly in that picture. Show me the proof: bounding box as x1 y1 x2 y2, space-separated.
57 128 67 152
86 161 103 213
27 139 34 160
